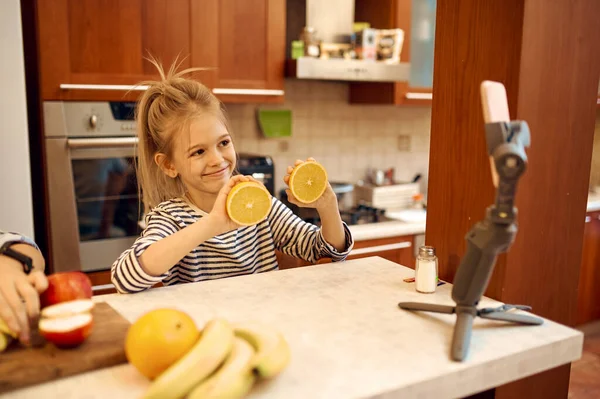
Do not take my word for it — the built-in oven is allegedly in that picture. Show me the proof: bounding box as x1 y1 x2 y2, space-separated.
43 102 143 273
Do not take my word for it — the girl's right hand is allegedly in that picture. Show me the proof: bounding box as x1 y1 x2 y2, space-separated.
208 175 252 235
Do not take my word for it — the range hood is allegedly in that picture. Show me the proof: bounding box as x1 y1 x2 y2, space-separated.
289 0 410 82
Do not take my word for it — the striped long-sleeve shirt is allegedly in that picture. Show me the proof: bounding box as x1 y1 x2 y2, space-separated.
110 197 354 293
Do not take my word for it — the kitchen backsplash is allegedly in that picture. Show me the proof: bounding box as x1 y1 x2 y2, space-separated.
225 80 432 197
590 111 600 190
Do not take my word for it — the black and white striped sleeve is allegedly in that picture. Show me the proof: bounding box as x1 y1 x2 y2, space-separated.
110 210 179 294
268 198 353 264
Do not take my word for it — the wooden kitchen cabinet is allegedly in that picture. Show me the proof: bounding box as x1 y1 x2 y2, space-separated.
349 0 434 106
576 211 600 325
87 270 162 296
277 234 416 270
36 0 285 103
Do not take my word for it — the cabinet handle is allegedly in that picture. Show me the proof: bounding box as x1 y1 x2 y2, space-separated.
67 137 138 149
349 241 412 256
212 88 284 96
60 84 149 91
92 283 116 292
405 92 433 100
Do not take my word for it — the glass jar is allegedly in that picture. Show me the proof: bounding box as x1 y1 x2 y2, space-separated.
415 246 438 293
300 27 320 57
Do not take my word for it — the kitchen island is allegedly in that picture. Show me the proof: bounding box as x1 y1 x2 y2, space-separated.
3 257 582 399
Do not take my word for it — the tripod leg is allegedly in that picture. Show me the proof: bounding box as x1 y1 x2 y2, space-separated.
398 302 456 314
479 312 543 325
451 310 475 361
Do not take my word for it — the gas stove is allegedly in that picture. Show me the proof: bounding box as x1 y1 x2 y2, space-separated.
289 203 392 226
340 204 391 225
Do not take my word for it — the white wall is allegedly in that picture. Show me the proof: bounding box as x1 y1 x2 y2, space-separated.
0 0 35 238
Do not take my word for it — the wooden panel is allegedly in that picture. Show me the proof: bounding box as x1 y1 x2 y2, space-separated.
67 0 143 75
277 235 415 269
87 270 162 296
0 303 130 394
427 0 600 397
500 0 600 328
426 0 524 287
576 211 600 325
142 0 192 75
219 0 267 83
37 0 195 101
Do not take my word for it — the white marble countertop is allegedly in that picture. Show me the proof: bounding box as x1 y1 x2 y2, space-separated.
3 257 582 399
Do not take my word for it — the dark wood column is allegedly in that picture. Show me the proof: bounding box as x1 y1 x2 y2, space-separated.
426 0 600 398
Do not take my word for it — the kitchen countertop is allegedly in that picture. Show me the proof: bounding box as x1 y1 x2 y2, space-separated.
4 257 582 399
351 193 600 241
588 191 600 212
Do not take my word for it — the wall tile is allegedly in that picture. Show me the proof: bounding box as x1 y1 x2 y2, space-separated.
227 80 432 194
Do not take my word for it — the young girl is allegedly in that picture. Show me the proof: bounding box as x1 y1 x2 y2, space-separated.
110 61 354 294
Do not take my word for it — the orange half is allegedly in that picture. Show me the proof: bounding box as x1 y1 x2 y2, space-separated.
289 161 328 204
226 181 272 226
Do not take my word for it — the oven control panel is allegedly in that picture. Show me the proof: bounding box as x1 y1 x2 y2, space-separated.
43 101 137 138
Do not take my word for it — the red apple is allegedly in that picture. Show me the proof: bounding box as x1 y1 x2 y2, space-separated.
39 313 93 348
41 299 95 319
40 271 93 308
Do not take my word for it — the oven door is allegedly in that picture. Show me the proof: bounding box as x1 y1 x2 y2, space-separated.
45 137 142 273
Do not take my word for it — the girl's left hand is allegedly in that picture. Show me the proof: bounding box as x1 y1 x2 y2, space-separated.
283 158 337 211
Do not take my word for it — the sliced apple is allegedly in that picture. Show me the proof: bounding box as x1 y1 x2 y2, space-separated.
40 299 94 319
39 313 93 348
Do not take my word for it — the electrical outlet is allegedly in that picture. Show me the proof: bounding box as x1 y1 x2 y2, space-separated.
278 140 289 152
397 135 411 152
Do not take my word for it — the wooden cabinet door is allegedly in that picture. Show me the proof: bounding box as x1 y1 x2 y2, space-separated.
192 0 285 103
350 0 433 106
346 235 415 268
37 0 214 101
576 211 600 325
276 235 416 269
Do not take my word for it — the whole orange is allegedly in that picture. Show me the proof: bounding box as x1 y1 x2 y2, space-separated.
125 308 200 380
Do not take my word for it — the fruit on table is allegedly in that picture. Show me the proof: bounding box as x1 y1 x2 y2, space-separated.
125 308 200 380
38 299 95 348
226 181 272 226
41 299 95 319
288 160 328 204
234 322 291 378
142 318 234 399
0 318 18 352
38 313 93 348
40 271 93 308
187 337 256 399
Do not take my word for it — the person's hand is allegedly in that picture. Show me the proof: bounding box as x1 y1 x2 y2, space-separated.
0 254 48 345
283 158 338 212
208 174 265 235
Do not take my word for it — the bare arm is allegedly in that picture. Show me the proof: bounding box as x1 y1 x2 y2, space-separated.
0 235 47 345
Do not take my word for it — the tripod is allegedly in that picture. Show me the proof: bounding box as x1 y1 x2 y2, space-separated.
398 87 543 362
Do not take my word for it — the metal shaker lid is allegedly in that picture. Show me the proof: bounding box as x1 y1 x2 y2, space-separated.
418 246 436 257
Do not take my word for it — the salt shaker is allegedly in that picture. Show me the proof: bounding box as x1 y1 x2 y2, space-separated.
415 246 438 293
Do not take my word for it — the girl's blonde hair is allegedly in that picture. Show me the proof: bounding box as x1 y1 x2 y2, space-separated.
135 58 230 211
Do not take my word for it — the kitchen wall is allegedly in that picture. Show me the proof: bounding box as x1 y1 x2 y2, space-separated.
226 80 432 199
0 0 35 238
590 111 600 190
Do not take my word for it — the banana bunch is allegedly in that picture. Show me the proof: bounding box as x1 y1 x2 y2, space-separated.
0 318 18 352
142 318 291 399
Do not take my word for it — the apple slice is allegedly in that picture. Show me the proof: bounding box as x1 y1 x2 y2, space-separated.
41 299 94 319
39 313 93 348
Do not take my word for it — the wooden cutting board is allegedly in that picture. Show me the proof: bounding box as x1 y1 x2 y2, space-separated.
0 302 131 394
